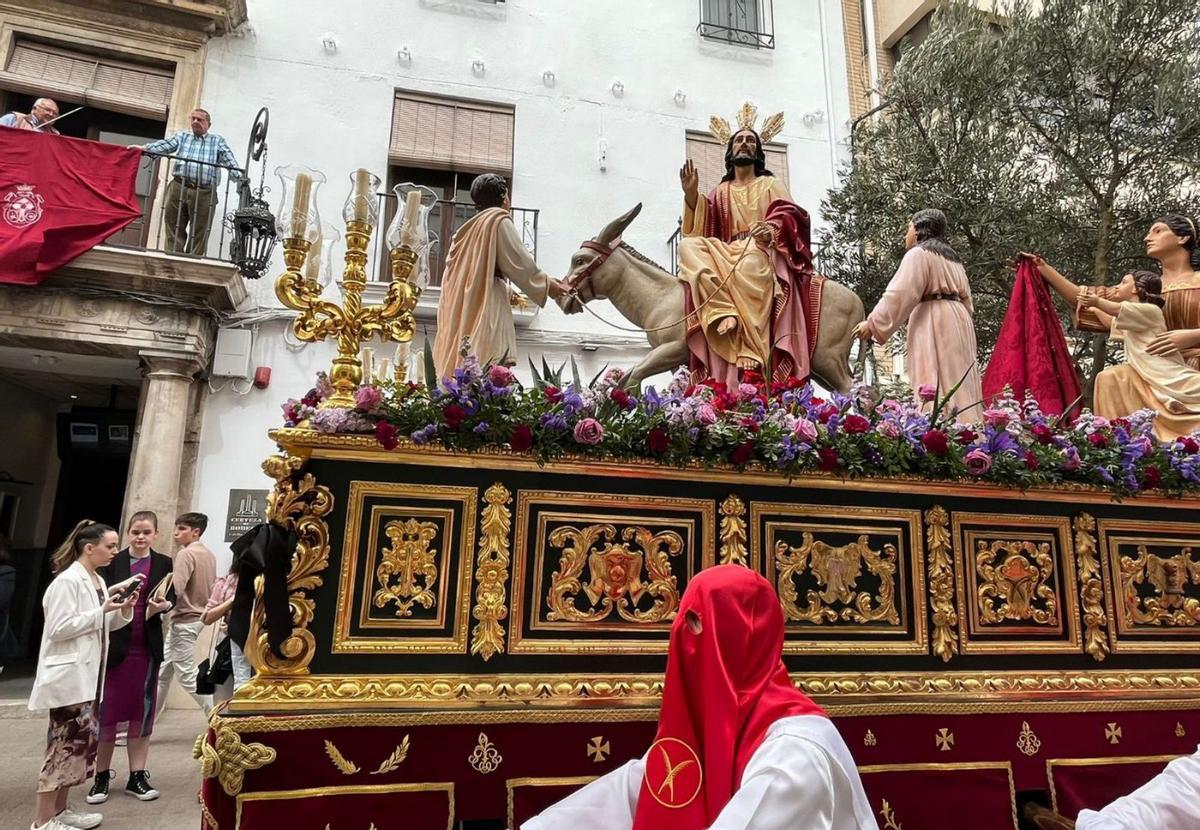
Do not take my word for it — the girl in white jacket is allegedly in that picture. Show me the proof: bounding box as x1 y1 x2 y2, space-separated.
28 521 138 830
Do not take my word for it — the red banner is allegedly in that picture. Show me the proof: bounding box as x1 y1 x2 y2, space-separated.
0 126 142 285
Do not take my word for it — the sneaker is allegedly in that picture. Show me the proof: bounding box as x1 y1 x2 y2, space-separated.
55 805 103 829
31 819 74 830
125 770 159 801
85 770 111 805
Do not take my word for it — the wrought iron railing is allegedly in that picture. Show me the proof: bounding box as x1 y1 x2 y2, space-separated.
370 196 539 287
103 152 242 263
697 0 775 49
667 220 823 274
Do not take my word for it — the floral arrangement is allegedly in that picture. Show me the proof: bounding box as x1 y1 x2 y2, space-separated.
281 355 1200 497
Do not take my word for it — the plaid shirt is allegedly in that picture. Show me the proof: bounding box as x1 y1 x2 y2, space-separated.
144 130 242 188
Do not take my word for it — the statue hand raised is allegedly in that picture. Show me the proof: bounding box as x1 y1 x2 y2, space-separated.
680 159 699 209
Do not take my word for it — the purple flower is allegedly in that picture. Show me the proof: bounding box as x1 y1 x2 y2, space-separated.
573 417 605 445
1061 446 1082 471
696 403 718 426
738 382 759 402
411 423 439 445
793 418 818 443
539 413 569 431
354 385 382 411
473 421 490 436
964 448 992 476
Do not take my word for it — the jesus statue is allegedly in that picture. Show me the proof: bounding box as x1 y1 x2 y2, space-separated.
678 102 819 387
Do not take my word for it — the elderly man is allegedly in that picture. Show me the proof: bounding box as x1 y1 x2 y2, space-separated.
433 173 566 378
0 97 61 133
142 108 241 255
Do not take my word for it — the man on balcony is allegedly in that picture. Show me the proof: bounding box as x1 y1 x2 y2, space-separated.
142 109 241 256
0 97 61 134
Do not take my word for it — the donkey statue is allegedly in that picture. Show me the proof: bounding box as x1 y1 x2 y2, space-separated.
559 204 864 391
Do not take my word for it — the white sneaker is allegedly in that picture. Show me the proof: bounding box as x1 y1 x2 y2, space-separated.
31 818 77 830
55 806 103 829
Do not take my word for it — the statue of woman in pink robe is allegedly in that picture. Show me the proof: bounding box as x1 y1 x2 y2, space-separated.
853 209 982 420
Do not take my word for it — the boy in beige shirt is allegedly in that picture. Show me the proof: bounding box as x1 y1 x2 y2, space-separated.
156 512 216 714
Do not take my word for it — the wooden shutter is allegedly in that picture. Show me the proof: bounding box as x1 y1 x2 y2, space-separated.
1 40 174 120
389 92 514 175
685 131 789 196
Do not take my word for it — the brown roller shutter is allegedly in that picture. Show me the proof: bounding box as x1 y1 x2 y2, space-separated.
685 131 790 195
0 40 174 120
389 91 514 175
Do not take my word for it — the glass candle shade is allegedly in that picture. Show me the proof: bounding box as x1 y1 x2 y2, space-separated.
274 164 325 244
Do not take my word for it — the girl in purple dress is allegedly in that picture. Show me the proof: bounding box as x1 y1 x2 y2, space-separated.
87 511 173 805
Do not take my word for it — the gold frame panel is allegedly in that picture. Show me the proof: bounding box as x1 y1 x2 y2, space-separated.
857 761 1018 830
506 776 598 830
1097 518 1200 653
234 782 455 830
509 490 716 655
1046 754 1181 815
751 502 928 654
950 513 1081 655
334 482 478 654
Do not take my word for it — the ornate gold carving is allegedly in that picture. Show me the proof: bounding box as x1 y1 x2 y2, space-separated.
1017 721 1042 756
194 725 277 796
718 495 748 566
1074 514 1110 661
587 736 610 763
935 728 955 751
774 533 899 625
976 539 1059 625
199 797 220 830
373 519 439 617
506 777 599 830
469 733 502 774
471 483 512 661
1106 723 1123 744
879 800 903 830
324 740 360 775
242 454 333 679
864 729 877 747
1120 546 1200 626
925 506 958 663
1176 722 1187 737
372 737 411 775
546 524 684 624
235 783 455 830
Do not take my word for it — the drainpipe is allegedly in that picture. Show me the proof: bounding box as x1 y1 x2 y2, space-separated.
862 0 882 111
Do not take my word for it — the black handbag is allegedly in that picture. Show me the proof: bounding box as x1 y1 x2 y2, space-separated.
196 636 233 694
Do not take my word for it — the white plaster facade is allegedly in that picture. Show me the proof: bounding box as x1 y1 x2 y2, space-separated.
183 0 855 570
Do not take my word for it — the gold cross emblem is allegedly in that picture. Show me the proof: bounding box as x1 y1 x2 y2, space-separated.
1105 723 1123 745
864 729 877 747
935 728 955 751
1176 722 1187 738
587 736 610 763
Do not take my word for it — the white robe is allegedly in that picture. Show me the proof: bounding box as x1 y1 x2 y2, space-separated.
521 715 879 830
1074 746 1200 829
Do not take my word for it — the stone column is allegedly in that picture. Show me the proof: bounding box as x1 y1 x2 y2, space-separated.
123 350 203 533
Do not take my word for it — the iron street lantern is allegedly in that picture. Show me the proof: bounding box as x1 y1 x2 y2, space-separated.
228 107 278 279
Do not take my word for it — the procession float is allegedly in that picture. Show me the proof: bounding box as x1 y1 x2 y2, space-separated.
197 107 1200 830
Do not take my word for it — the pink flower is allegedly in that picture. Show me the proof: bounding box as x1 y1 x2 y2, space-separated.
487 364 516 387
917 384 938 402
793 418 818 443
603 367 626 386
696 403 718 426
982 408 1010 428
738 382 759 402
354 385 382 411
572 417 605 445
964 448 992 476
875 420 900 439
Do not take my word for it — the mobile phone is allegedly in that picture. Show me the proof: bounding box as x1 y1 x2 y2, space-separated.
111 573 145 603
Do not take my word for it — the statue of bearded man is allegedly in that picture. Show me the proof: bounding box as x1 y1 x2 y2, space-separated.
678 108 819 387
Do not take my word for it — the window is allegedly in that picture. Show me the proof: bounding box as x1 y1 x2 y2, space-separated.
698 0 775 50
684 131 789 197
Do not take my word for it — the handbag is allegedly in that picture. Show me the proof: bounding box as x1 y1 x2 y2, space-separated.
194 621 233 695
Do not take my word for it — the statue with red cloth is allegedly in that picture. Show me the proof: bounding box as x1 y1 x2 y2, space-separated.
521 566 877 830
677 103 822 388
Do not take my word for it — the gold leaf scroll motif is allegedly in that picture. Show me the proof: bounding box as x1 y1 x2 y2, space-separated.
372 519 439 617
1121 545 1200 626
1073 513 1109 661
975 540 1058 626
546 525 684 624
471 483 513 661
719 495 748 566
774 533 900 625
925 506 958 662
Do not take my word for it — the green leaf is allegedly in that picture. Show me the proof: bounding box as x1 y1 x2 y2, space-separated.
423 339 437 389
570 356 582 392
528 357 543 388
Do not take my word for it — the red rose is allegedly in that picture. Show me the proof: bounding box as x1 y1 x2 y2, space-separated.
742 370 764 386
1087 432 1109 448
921 429 949 455
1180 437 1199 454
730 439 756 465
1113 418 1130 430
509 424 533 452
1143 465 1162 488
817 447 840 471
739 417 761 434
816 404 838 424
611 388 632 409
545 385 563 403
375 420 399 451
443 403 467 430
843 414 870 434
301 389 321 408
955 428 978 445
1024 450 1040 471
647 427 670 455
1032 424 1054 445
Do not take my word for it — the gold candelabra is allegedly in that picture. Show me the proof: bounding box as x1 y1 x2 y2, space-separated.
272 168 426 408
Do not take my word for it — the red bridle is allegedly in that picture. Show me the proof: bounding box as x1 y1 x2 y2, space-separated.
565 238 620 300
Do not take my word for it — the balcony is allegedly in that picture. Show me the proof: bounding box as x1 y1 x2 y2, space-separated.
697 0 775 49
